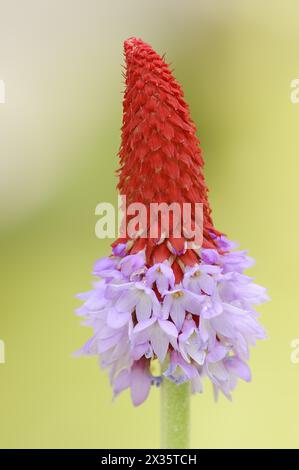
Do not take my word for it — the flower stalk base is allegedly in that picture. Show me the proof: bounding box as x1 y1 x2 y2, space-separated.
161 378 190 449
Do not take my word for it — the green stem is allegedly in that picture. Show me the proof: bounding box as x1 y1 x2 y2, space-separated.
160 378 190 449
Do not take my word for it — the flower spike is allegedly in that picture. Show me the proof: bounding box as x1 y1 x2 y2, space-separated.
76 38 268 406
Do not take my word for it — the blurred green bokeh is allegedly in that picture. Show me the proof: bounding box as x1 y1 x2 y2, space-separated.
1 0 299 448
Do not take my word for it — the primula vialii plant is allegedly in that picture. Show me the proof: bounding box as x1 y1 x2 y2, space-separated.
76 38 268 448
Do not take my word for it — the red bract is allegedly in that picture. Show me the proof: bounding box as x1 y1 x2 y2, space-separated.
115 37 223 282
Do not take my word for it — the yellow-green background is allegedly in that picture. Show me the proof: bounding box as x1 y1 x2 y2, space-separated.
0 0 298 448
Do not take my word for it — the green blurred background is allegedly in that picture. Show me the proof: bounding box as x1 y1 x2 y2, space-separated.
0 0 298 448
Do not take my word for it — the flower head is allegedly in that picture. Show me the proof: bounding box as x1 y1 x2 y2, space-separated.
76 38 268 405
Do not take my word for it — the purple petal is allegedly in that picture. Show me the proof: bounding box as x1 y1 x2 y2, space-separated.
93 257 117 276
170 302 186 331
130 362 152 406
201 249 220 264
104 282 132 300
164 352 198 383
225 356 251 382
216 235 238 251
75 305 88 316
115 289 137 312
183 291 203 315
76 291 92 301
180 318 196 341
208 361 229 382
151 295 161 318
150 324 170 362
159 319 178 350
145 265 156 283
160 263 175 286
112 243 127 257
198 318 212 343
199 265 221 275
177 358 199 380
207 343 228 363
211 314 237 338
136 295 152 322
132 342 150 360
161 294 172 319
113 369 130 396
188 348 206 366
191 375 203 393
107 308 131 328
120 253 145 277
158 319 178 338
74 336 97 356
133 317 156 334
156 276 169 296
199 273 215 295
97 331 123 353
84 290 108 312
200 298 223 319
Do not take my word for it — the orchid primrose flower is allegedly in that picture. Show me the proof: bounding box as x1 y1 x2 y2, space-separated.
76 38 268 420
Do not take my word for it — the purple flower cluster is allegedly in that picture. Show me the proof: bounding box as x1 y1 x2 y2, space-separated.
76 237 268 406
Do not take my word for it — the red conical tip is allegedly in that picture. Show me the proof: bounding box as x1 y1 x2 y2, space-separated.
115 38 223 281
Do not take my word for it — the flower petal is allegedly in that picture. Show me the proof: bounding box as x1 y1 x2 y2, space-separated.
200 273 215 295
183 291 203 315
207 343 228 363
211 314 237 338
113 369 130 396
150 324 169 362
136 295 152 322
130 362 152 406
170 302 186 331
132 342 150 360
158 319 178 338
161 294 172 318
133 317 156 334
225 357 251 382
115 289 137 312
107 308 131 329
156 275 169 296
